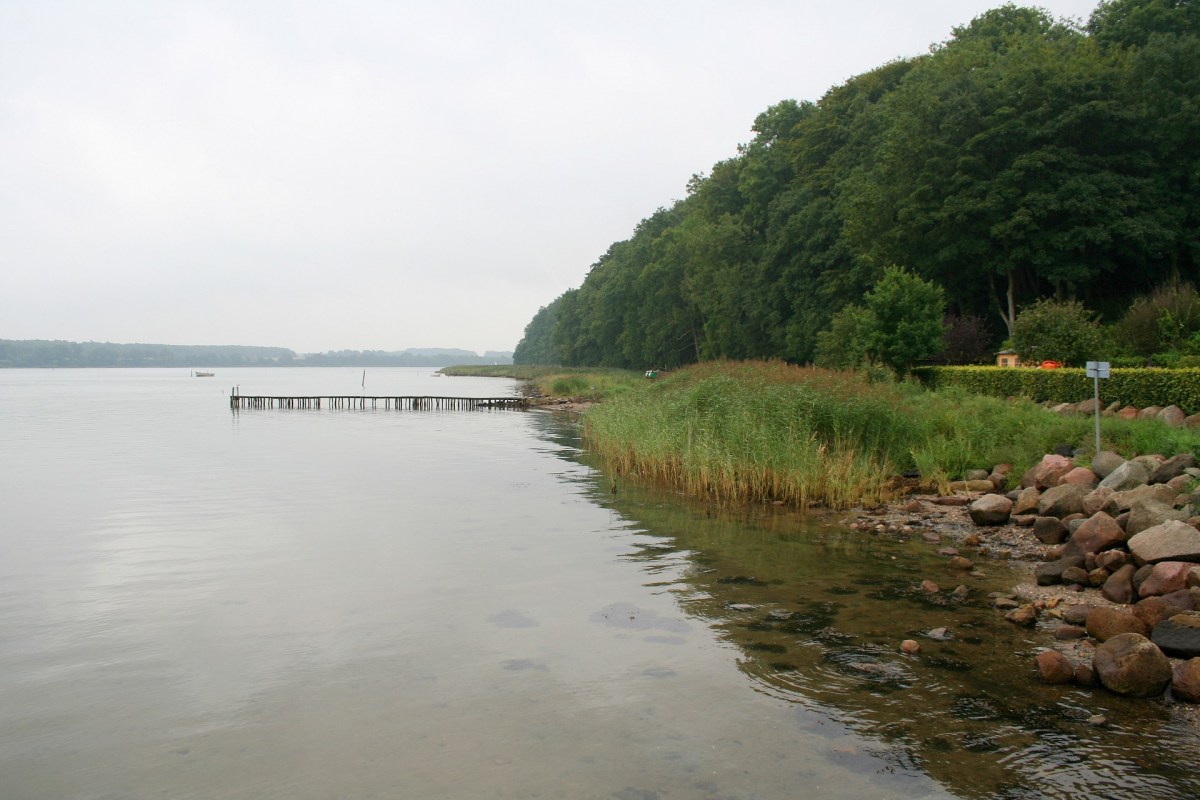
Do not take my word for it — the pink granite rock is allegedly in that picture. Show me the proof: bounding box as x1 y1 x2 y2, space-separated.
1138 562 1197 598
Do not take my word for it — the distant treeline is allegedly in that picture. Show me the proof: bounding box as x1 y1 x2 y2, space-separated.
514 1 1200 369
298 349 514 367
0 340 513 368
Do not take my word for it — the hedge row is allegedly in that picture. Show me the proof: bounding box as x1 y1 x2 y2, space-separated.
910 366 1200 414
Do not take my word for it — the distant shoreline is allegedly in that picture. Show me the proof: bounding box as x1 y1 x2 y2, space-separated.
0 339 513 369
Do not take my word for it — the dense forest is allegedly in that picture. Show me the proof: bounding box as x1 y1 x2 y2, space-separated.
514 0 1200 369
0 340 513 368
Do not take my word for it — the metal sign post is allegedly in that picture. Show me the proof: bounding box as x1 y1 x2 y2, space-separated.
1086 361 1111 456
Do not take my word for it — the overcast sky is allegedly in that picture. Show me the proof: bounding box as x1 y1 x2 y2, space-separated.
1 0 1103 354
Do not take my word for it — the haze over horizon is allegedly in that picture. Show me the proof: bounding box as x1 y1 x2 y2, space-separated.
1 0 1101 354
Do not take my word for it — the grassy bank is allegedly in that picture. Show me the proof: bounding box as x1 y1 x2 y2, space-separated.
582 361 1200 509
439 365 643 401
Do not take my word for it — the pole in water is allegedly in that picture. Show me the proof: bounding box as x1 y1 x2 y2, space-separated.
362 369 366 394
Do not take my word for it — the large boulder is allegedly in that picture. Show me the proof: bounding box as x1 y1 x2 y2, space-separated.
1139 562 1197 597
1022 454 1074 489
1086 606 1149 641
1126 499 1189 538
1133 596 1186 629
1083 487 1119 517
1128 520 1200 565
1158 405 1187 427
1033 516 1068 545
1062 566 1090 585
1134 454 1167 472
1059 467 1098 491
1137 406 1164 421
1064 512 1125 559
1099 460 1150 492
1037 484 1086 518
1013 487 1040 516
969 494 1013 526
1173 658 1200 703
1150 453 1197 484
1102 563 1138 604
1113 483 1178 512
1152 612 1200 658
1091 451 1126 480
1093 633 1172 697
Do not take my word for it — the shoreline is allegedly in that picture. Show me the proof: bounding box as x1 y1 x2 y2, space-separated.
535 383 1200 714
846 486 1200 725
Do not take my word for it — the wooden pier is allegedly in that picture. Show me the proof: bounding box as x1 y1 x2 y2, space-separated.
230 393 529 411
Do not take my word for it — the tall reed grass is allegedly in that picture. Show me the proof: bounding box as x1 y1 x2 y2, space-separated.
583 361 1200 509
438 365 642 400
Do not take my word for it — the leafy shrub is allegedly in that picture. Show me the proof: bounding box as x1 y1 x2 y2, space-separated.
1116 281 1200 358
814 267 946 376
1011 298 1105 367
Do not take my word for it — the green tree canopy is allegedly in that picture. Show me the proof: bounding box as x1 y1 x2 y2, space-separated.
514 1 1200 373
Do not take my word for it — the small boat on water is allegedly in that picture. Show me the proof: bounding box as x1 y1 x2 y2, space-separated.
192 370 215 377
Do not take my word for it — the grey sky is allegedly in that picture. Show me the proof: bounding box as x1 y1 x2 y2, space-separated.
1 0 1102 354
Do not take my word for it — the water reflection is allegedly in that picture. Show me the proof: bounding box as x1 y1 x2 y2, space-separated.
531 414 1200 799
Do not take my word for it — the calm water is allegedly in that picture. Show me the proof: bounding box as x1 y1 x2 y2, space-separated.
1 368 1197 799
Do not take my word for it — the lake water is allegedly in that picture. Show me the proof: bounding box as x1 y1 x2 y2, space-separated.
1 367 1197 799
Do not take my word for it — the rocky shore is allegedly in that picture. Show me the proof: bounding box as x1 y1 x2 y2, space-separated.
845 450 1200 723
539 381 1200 720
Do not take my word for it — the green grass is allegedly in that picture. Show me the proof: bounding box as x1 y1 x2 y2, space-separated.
581 360 1200 509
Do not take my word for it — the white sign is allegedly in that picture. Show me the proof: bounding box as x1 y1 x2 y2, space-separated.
1086 361 1110 379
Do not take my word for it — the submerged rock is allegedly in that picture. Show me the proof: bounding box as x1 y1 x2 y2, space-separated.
1036 649 1075 684
1006 605 1039 627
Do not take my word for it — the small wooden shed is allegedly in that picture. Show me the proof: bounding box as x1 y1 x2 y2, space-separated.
996 349 1020 367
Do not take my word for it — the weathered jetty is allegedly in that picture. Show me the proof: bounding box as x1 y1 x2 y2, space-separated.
230 392 528 411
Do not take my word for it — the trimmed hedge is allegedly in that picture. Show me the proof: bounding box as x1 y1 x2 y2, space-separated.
911 366 1200 414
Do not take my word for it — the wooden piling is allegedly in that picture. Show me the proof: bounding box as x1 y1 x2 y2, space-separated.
229 394 528 412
